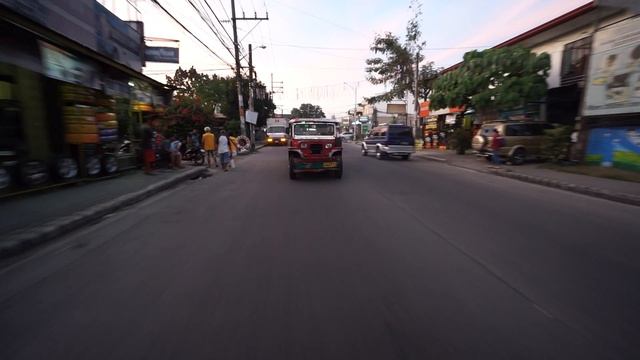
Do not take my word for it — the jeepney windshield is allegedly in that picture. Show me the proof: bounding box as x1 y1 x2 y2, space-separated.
293 123 335 136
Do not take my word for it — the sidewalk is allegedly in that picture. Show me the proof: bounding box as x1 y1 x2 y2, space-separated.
0 143 268 259
0 166 208 259
413 148 640 206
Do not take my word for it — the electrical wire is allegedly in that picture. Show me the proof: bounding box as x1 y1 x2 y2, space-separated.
150 0 235 69
186 0 236 59
201 0 236 45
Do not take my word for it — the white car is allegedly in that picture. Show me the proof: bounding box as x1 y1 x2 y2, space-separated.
340 132 354 141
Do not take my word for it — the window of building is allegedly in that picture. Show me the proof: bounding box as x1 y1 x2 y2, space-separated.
560 36 592 86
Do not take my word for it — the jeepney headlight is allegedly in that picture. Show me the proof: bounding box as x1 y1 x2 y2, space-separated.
301 143 308 148
280 138 286 142
325 143 333 149
267 138 273 142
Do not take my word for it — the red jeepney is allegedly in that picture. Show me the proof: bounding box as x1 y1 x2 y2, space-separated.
287 118 343 179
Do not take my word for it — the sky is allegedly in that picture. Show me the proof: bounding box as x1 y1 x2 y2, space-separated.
101 0 592 117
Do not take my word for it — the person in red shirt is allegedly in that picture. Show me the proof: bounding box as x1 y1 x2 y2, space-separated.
490 128 503 166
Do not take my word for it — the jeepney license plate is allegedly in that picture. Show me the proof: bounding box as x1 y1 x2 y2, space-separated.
323 162 337 168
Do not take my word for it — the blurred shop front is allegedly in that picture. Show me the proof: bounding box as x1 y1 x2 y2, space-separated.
580 15 640 172
0 1 172 193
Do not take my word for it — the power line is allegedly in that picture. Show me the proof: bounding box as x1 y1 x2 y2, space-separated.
201 0 235 45
145 67 235 75
270 0 365 36
150 0 235 69
270 43 494 51
239 19 263 43
186 0 235 59
217 0 231 20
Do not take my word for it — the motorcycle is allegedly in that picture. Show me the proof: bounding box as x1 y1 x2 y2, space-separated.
182 146 205 166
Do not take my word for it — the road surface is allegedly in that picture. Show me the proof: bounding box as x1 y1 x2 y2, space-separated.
1 144 639 359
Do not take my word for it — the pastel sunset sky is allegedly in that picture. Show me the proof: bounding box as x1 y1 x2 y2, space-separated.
102 0 592 116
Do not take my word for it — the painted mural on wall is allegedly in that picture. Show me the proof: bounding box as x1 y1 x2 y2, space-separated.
583 16 640 116
586 127 640 172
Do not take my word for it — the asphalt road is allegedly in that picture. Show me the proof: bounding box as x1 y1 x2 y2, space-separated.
1 144 639 360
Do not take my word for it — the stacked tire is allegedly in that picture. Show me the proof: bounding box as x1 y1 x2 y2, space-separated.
63 106 99 145
96 112 118 143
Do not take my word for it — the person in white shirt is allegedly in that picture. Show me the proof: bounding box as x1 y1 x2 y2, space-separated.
169 136 183 169
217 130 230 171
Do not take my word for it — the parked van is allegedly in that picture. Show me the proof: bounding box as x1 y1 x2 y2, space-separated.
472 121 553 164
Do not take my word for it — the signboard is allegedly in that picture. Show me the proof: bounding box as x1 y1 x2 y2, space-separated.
387 103 406 114
419 101 430 117
245 111 258 125
103 78 130 98
95 3 143 71
0 0 96 50
40 42 99 89
144 46 180 63
586 127 640 171
583 16 640 116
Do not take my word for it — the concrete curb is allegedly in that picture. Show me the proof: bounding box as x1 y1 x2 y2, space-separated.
0 167 208 259
415 153 640 207
488 169 640 207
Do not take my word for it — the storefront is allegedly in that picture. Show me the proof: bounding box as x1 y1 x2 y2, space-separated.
581 15 640 172
0 2 172 192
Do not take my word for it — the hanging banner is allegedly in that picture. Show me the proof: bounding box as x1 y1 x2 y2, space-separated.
583 16 640 116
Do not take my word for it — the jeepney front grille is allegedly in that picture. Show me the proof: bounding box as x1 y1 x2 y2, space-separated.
310 144 323 154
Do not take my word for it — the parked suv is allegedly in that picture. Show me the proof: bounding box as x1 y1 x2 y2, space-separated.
361 124 415 160
471 121 553 164
288 118 343 179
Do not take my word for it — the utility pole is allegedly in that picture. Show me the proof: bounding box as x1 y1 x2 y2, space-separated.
248 44 266 151
270 73 283 95
248 43 255 150
414 51 421 139
230 0 268 138
270 73 283 116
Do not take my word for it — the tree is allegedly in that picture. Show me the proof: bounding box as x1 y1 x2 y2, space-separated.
430 46 551 113
418 61 443 101
365 0 425 104
165 67 275 138
291 103 326 118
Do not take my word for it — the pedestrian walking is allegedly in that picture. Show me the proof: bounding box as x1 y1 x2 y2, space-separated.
141 117 155 174
218 130 230 171
228 134 238 169
490 128 504 167
201 127 218 168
